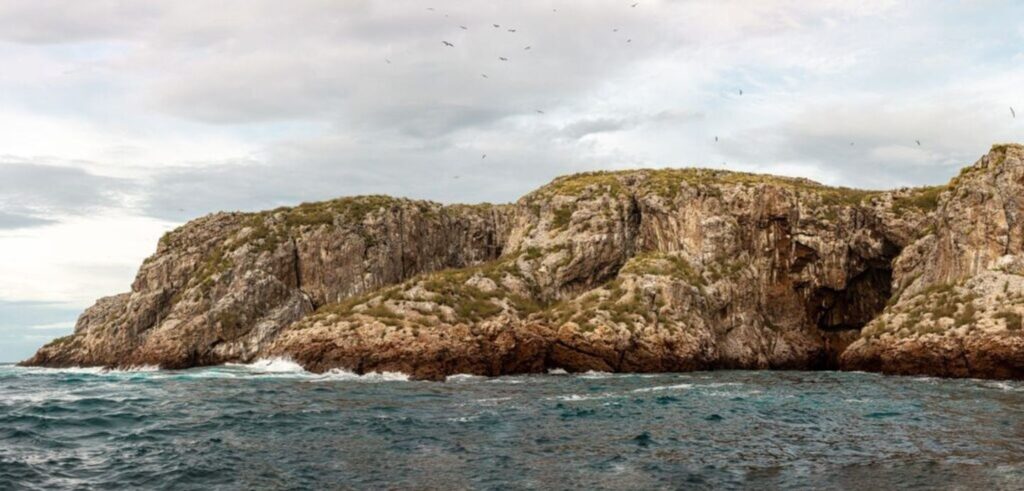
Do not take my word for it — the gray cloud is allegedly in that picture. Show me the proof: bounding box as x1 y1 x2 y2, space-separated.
0 1 1021 219
0 212 55 230
0 1 154 44
0 160 132 221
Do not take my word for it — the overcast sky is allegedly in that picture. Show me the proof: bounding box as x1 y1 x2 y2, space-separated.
1 0 1022 361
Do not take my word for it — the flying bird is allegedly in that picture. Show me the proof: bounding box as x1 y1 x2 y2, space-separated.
493 24 500 28
1012 106 1016 118
916 140 921 146
442 40 454 47
632 2 638 7
508 29 517 33
536 110 545 114
613 28 619 32
427 7 435 11
714 136 718 142
481 73 488 78
459 25 468 30
385 58 391 64
626 38 632 43
481 154 487 159
738 89 743 95
499 56 508 61
524 46 532 50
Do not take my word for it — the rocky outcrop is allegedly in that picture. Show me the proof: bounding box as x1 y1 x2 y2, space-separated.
25 197 511 369
840 144 1024 378
24 145 1024 381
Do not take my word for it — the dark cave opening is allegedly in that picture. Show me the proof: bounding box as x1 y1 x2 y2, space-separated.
807 239 901 369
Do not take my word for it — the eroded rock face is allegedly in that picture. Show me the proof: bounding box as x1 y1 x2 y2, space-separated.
24 145 1024 381
24 197 512 369
840 144 1024 378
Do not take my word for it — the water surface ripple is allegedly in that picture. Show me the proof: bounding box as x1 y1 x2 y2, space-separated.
2 363 1023 490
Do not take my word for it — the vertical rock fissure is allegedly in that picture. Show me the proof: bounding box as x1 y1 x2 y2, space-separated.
291 237 303 292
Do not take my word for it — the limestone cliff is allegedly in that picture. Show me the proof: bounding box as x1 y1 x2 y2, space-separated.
840 144 1024 378
24 145 1024 381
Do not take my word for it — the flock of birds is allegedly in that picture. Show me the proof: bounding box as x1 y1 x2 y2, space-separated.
407 5 1018 177
416 3 647 175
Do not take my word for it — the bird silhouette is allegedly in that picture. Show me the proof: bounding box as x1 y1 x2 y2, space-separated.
385 58 391 64
459 25 467 30
850 142 854 146
738 89 743 95
536 110 545 114
442 41 454 47
508 29 517 33
632 2 638 7
499 57 508 61
481 73 488 78
524 46 531 50
493 24 500 28
481 154 487 159
714 136 718 142
427 7 435 11
916 140 921 146
1012 107 1017 118
613 28 619 32
626 38 632 43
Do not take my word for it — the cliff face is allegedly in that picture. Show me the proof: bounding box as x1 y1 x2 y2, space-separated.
840 144 1024 378
25 197 511 369
24 145 1024 380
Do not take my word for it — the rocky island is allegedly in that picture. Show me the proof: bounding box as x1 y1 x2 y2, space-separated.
24 144 1024 380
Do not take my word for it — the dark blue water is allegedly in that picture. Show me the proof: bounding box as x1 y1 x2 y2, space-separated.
2 361 1023 490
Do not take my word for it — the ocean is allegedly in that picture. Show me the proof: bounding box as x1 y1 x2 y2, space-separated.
1 361 1023 490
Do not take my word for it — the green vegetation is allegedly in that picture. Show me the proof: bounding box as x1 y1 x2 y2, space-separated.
552 205 573 230
190 246 233 293
995 311 1022 331
531 167 882 204
280 195 401 228
620 252 706 287
45 335 75 348
311 257 541 329
539 276 666 333
892 185 945 215
865 280 984 338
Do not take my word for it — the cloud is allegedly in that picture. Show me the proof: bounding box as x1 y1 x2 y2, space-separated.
0 212 56 230
0 160 132 222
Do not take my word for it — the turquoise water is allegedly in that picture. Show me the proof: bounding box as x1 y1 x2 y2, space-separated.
2 361 1023 490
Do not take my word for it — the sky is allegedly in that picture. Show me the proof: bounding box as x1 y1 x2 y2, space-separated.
0 0 1022 361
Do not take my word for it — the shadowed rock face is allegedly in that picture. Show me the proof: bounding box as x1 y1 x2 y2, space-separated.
24 145 1024 381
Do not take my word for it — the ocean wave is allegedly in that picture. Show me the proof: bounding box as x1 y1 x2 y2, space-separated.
984 381 1022 392
446 373 486 382
226 358 410 382
226 357 306 373
316 368 410 382
3 359 410 382
550 393 616 402
632 383 694 393
6 365 160 376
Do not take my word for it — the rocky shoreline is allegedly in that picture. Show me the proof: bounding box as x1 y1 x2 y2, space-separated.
23 144 1024 381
